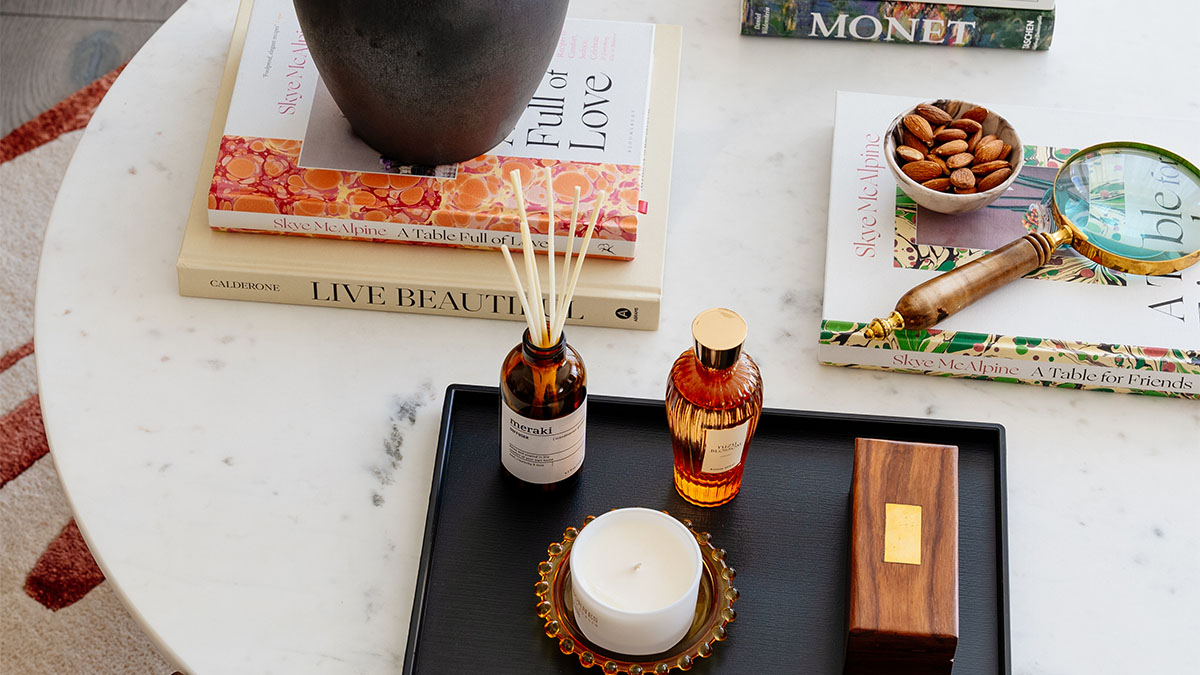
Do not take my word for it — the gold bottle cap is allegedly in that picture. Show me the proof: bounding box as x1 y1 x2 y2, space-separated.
692 308 747 370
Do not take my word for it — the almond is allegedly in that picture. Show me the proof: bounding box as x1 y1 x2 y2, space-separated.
962 106 989 124
902 130 929 150
974 139 1005 164
916 103 953 126
934 128 968 143
978 167 1013 191
971 160 1011 175
950 167 976 190
967 129 983 152
903 114 935 145
902 160 943 182
954 187 978 194
933 139 968 156
949 118 982 134
922 177 952 192
926 153 950 175
1001 143 1013 161
977 134 998 148
947 152 974 169
896 145 925 163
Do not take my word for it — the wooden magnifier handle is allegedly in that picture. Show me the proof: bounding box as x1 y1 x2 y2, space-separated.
864 229 1071 339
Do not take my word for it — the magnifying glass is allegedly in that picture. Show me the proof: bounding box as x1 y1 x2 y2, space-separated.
864 142 1200 339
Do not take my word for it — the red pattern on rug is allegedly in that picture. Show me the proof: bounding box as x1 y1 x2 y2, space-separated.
0 395 49 488
24 520 107 611
0 339 34 372
0 64 125 163
3 69 121 612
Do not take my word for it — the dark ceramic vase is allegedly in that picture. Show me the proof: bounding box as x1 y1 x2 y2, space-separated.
292 0 569 165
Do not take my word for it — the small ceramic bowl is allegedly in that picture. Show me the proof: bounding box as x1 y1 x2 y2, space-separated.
885 99 1023 215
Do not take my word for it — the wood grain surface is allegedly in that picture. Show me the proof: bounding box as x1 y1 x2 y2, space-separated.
846 437 960 675
895 232 1056 331
0 0 185 136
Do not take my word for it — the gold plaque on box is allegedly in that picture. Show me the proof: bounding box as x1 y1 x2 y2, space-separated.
883 502 922 565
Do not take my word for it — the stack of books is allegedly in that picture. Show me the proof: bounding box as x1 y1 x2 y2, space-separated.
740 0 1055 50
177 0 682 330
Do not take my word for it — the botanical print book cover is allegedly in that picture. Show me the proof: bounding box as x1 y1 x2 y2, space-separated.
208 0 654 259
821 92 1199 397
741 1 1054 50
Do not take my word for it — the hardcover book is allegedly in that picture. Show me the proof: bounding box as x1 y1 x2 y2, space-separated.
208 0 655 260
740 1 1054 50
178 0 681 330
821 91 1200 398
924 0 1054 8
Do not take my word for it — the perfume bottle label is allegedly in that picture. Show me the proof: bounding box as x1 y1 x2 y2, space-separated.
701 421 750 474
501 400 587 484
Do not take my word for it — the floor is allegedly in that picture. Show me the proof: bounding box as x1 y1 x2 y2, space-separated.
0 0 186 136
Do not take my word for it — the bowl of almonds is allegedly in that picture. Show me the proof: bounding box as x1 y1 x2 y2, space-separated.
885 99 1022 214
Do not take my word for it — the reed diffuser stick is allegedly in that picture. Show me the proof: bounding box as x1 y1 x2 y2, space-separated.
559 186 583 326
499 245 539 338
544 167 557 344
552 190 606 341
561 186 581 317
508 170 547 346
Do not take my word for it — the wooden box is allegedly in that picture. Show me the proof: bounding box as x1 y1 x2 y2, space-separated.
845 438 959 675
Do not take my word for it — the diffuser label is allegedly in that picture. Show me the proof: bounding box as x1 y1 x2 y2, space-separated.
701 422 749 474
501 400 587 484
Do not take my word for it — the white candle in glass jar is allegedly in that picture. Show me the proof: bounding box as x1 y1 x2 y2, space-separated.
570 507 703 655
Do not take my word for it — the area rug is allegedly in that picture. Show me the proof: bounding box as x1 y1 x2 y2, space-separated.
0 68 179 674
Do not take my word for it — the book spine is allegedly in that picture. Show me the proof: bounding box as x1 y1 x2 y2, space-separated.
178 263 658 331
740 1 1054 50
817 343 1200 399
207 209 636 260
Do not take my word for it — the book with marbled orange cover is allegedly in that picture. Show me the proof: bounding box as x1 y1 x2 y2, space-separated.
207 0 654 260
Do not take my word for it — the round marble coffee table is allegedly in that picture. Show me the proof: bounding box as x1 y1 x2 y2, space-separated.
34 0 1200 672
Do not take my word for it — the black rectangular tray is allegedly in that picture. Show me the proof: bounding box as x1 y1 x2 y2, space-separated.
404 384 1009 674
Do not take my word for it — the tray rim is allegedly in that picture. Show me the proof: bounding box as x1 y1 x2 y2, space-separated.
403 383 1011 674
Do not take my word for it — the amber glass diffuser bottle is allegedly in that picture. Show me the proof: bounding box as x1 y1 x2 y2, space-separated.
496 165 597 492
666 308 763 507
500 328 587 491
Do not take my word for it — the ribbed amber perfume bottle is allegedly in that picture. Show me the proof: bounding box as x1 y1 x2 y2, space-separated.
500 328 587 491
665 308 763 507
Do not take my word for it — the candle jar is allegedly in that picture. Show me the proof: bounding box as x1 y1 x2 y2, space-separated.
666 308 763 507
500 328 587 490
569 508 703 655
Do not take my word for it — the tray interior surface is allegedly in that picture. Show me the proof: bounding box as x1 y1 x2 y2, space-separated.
405 385 1008 674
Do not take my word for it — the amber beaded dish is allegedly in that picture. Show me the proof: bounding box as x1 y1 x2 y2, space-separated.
535 513 739 674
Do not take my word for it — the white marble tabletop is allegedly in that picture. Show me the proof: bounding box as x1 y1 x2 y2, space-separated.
33 0 1199 673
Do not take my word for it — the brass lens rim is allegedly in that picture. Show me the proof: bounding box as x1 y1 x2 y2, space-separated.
1050 141 1200 276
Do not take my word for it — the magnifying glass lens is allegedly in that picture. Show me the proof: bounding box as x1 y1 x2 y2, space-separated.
1054 146 1200 263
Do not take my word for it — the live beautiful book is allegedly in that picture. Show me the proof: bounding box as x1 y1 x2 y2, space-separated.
821 91 1199 398
208 0 654 260
178 0 681 330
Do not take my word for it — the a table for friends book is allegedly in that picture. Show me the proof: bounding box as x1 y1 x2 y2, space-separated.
821 91 1199 398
